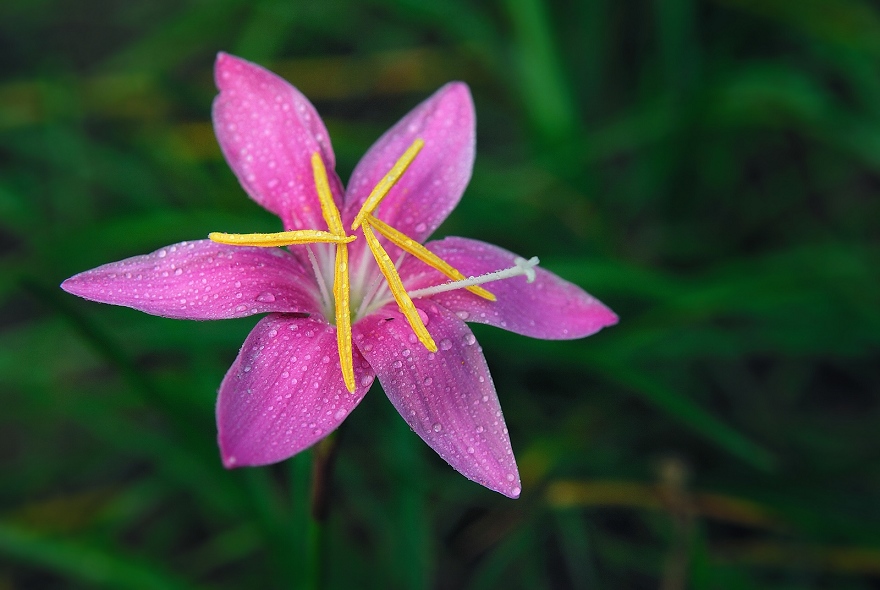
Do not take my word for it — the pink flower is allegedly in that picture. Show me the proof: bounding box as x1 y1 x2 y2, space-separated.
61 53 617 498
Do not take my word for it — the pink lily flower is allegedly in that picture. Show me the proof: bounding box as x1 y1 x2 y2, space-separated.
61 53 617 498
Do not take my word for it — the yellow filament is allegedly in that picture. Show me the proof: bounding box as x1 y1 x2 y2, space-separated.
209 230 354 247
310 152 345 235
361 221 437 352
334 244 355 392
366 215 496 301
351 138 425 230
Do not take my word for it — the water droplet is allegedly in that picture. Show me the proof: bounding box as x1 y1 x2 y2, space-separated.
417 308 429 325
506 473 515 482
256 291 275 302
234 281 242 288
334 408 347 420
157 249 167 258
392 360 403 369
359 375 373 388
235 304 247 312
432 423 442 432
511 486 521 497
281 371 289 378
456 311 469 320
173 268 183 276
415 222 427 233
439 339 453 351
401 349 411 357
462 334 476 346
475 426 484 433
467 446 475 454
423 377 433 386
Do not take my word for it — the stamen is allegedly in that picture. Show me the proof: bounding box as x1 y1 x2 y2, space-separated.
366 215 496 301
310 152 345 235
407 257 540 299
361 221 437 352
209 230 354 247
333 244 355 392
310 151 356 393
351 138 425 230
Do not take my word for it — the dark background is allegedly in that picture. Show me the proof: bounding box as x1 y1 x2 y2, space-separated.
1 0 879 588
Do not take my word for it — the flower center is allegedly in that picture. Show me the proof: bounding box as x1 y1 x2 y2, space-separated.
208 139 527 393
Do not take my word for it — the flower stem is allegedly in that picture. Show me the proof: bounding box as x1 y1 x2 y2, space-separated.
289 433 341 590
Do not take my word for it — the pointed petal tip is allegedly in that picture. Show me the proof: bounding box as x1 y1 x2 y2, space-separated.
59 276 76 294
213 52 257 90
601 307 620 328
490 472 522 499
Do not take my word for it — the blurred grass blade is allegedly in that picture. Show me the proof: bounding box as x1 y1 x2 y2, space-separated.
593 362 775 471
0 523 203 590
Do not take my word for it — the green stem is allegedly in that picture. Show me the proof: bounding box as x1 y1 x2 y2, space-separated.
289 434 341 590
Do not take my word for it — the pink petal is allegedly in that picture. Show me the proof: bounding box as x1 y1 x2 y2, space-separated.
401 237 618 339
353 301 521 498
213 53 344 231
217 314 374 467
342 83 475 243
61 240 321 320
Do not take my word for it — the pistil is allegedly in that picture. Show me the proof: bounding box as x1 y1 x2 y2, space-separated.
407 257 539 299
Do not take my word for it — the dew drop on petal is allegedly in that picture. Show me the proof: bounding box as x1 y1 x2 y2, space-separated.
439 338 453 351
256 291 276 303
432 423 442 433
456 311 469 320
423 377 433 386
462 333 476 346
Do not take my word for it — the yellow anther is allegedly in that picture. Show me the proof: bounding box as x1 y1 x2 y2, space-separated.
366 215 496 301
310 152 345 236
209 230 354 247
334 244 355 393
352 138 425 230
310 151 357 392
361 221 437 352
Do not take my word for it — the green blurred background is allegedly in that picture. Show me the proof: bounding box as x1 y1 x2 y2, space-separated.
2 0 879 588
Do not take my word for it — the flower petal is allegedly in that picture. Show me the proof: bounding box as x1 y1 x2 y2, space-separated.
217 314 374 467
61 240 321 320
353 302 521 498
343 83 475 243
402 237 618 339
213 52 343 231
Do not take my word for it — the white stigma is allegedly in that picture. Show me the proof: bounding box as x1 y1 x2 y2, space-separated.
407 256 540 299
